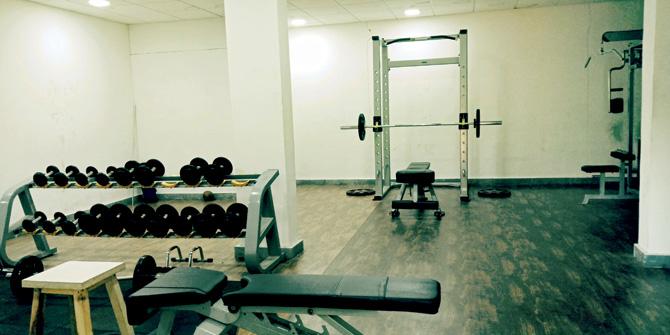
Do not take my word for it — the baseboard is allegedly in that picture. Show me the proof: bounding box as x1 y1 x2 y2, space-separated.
297 177 594 187
634 244 670 268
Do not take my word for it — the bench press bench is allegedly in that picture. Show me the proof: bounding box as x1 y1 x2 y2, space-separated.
127 267 441 335
391 162 444 218
580 149 638 204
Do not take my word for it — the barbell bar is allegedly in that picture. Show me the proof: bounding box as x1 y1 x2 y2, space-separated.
340 109 502 141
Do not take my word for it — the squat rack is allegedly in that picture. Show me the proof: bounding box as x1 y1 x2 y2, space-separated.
371 30 471 201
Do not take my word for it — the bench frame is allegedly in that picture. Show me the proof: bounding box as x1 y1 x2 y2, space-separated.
582 157 637 204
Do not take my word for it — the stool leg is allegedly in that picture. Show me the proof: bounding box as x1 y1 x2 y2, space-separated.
72 290 93 335
28 289 44 335
618 162 626 195
105 277 135 335
598 172 606 195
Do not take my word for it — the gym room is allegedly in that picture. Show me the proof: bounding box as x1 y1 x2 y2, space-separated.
0 0 668 333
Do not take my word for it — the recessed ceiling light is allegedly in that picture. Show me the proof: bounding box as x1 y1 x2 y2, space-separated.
291 18 307 26
88 0 110 8
404 8 420 16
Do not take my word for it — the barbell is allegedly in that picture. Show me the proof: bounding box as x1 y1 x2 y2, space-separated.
340 109 502 141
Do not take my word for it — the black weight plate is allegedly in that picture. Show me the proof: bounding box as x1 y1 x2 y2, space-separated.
60 220 77 236
134 204 156 220
125 160 140 170
358 113 366 141
223 203 247 237
132 255 157 292
475 108 481 138
345 188 375 196
52 172 69 187
203 165 225 185
74 173 89 187
190 157 209 170
22 219 37 232
11 256 44 303
65 165 79 175
78 214 101 235
32 173 48 187
124 216 145 237
173 219 193 237
73 211 86 220
180 165 202 186
41 220 56 234
104 204 131 236
477 188 512 198
134 166 155 187
193 215 218 238
95 173 110 186
46 165 60 175
86 166 98 175
180 206 200 220
202 203 225 218
146 159 165 177
147 218 169 237
156 204 179 229
113 168 133 187
106 166 116 174
212 157 233 176
90 204 109 218
53 212 66 222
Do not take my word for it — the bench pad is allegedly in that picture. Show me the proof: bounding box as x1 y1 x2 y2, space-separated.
581 165 620 173
610 150 636 161
223 274 441 315
396 162 435 185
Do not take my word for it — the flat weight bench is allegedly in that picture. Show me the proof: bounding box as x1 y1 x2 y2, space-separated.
580 149 638 204
391 162 444 218
127 267 441 335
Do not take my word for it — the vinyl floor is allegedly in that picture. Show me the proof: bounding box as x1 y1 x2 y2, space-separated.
1 185 669 335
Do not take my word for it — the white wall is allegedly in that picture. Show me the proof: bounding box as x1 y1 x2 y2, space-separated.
128 2 642 181
637 0 670 258
0 0 135 221
290 1 643 180
129 19 234 176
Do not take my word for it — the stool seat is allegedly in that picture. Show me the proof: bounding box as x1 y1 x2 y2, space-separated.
581 165 620 173
396 169 435 185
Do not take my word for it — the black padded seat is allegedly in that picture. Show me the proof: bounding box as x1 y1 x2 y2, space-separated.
396 162 435 185
126 267 227 325
223 274 441 315
581 165 620 173
610 150 636 161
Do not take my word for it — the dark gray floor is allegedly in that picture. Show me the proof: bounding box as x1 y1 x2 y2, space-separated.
1 186 669 334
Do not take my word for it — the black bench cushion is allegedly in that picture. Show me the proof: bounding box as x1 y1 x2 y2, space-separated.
223 274 441 315
581 165 620 173
610 150 636 161
396 162 435 185
126 267 227 325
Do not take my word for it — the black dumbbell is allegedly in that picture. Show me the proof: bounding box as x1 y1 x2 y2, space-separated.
133 159 166 187
52 166 80 187
103 204 131 236
77 204 109 235
223 203 247 237
203 157 233 185
21 212 48 233
176 206 198 237
74 166 99 187
96 166 132 187
52 212 77 236
179 158 210 186
32 166 60 187
130 204 154 237
152 204 178 237
195 204 226 237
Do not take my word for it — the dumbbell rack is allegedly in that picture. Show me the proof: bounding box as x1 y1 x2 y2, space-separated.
0 169 288 274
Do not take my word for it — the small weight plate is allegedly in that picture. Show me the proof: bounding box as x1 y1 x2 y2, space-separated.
86 166 98 175
180 165 201 186
346 188 375 196
65 165 79 175
53 212 66 222
125 160 140 170
212 157 233 176
113 168 133 187
32 173 48 187
41 220 56 234
46 165 60 175
11 256 44 303
477 188 512 198
95 173 110 186
145 159 165 177
74 173 89 187
190 157 209 170
60 220 77 236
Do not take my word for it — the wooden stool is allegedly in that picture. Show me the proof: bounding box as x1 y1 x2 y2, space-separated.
22 261 134 335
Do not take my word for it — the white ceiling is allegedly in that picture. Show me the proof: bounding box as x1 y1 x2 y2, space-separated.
26 0 624 25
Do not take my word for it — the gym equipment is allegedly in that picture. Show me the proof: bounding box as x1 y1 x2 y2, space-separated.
477 188 512 198
77 203 109 235
21 211 47 233
7 255 44 303
342 109 502 141
179 157 210 186
345 188 375 196
186 246 213 266
177 206 199 237
153 204 178 237
130 204 153 237
224 203 247 237
74 166 99 187
126 266 441 335
52 212 77 235
32 166 60 187
581 150 638 204
390 162 444 218
96 166 132 187
197 204 225 238
204 157 234 185
133 159 166 187
102 204 131 236
131 247 212 292
52 165 80 187
341 31 502 202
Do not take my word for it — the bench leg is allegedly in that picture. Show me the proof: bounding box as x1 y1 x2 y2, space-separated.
72 290 93 335
28 289 44 335
618 162 626 195
105 277 135 335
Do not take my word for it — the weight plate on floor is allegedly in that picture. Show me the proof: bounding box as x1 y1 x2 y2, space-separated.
345 188 375 196
10 256 44 303
477 188 512 198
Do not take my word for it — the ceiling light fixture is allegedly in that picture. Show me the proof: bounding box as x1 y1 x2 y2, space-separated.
290 18 307 26
88 0 110 8
404 8 421 16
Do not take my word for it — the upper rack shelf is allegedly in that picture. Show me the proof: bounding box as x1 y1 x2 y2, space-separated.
29 174 259 190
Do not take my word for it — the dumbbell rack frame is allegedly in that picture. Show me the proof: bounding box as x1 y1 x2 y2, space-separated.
0 169 292 274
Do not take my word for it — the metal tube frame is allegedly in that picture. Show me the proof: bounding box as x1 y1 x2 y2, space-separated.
371 30 470 201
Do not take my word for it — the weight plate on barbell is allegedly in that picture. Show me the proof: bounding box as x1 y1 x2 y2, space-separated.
358 113 366 141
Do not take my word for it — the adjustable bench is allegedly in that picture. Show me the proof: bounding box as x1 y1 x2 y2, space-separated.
580 149 638 204
391 162 444 218
126 267 441 335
